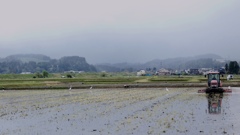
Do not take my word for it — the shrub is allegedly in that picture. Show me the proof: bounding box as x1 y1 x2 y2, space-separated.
67 74 72 78
101 73 107 77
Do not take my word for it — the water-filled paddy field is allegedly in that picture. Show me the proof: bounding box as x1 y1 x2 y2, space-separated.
0 88 240 135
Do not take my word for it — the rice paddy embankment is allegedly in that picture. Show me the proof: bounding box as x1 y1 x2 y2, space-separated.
0 73 240 90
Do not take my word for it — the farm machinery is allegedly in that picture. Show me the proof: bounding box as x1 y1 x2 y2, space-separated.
198 72 232 93
207 93 223 114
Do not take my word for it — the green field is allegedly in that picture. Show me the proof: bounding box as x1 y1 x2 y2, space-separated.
0 73 239 89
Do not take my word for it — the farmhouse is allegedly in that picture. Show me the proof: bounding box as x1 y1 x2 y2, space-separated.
157 68 170 75
137 70 146 76
189 69 200 75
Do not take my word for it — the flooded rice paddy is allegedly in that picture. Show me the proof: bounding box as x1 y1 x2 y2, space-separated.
0 87 240 135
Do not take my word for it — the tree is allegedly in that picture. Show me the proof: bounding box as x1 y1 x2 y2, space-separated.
67 74 72 78
229 61 239 74
225 63 228 73
101 72 107 77
42 70 49 78
35 72 43 78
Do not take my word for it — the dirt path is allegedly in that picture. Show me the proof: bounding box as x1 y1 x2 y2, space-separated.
0 88 240 134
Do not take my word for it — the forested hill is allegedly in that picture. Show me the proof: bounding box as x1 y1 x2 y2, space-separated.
3 54 51 63
0 54 96 74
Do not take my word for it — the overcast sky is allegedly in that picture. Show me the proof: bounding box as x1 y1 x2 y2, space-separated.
1 0 240 64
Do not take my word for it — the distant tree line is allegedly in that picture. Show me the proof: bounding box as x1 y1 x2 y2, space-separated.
0 56 97 74
225 61 239 74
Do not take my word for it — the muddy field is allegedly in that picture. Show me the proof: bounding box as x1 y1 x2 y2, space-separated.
0 88 240 135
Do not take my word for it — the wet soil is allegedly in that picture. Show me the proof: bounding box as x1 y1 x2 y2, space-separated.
0 88 240 135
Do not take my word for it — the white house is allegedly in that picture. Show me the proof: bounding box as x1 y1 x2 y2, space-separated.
137 70 146 76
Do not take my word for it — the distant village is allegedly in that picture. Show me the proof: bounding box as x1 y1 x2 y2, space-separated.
137 67 226 76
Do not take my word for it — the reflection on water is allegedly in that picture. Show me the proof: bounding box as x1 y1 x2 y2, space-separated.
206 93 223 114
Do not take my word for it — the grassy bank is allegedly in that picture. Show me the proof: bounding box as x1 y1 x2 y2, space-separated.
0 73 239 90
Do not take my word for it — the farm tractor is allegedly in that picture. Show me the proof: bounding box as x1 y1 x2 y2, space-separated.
198 72 232 93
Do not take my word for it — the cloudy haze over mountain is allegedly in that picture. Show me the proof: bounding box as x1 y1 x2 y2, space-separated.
1 0 240 63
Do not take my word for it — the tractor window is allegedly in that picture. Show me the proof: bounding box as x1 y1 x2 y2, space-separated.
209 74 219 81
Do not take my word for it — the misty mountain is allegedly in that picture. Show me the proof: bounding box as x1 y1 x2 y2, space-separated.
3 54 51 63
0 53 228 73
142 54 223 69
95 54 227 72
0 54 96 73
192 54 222 60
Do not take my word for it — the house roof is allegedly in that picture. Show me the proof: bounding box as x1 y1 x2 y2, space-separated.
158 68 170 72
207 72 220 74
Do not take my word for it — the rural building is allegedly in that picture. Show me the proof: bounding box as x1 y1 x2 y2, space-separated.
199 68 213 75
157 68 170 75
64 70 85 73
182 70 190 75
189 69 200 75
137 70 146 76
20 72 32 74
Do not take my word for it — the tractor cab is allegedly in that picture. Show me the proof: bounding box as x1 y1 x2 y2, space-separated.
207 72 222 89
205 72 223 93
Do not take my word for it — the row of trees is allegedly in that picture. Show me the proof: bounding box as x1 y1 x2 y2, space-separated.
33 71 49 78
225 61 240 74
0 56 97 74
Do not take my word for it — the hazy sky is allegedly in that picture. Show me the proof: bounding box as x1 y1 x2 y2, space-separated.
1 0 240 64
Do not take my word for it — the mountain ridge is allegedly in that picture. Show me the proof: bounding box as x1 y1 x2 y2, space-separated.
3 54 51 63
0 54 96 73
0 53 228 73
95 54 227 72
